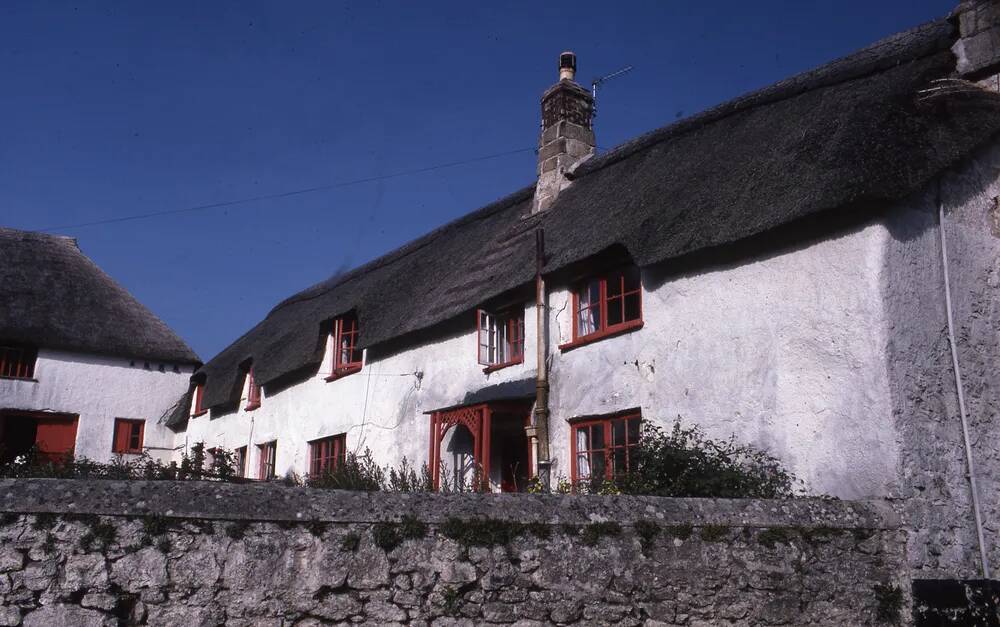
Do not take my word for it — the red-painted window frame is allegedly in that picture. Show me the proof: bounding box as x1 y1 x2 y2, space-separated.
308 434 347 477
112 418 145 455
325 314 362 381
0 344 38 379
559 266 643 351
257 441 276 480
569 412 641 483
192 384 207 417
235 446 247 478
245 368 261 411
476 307 525 372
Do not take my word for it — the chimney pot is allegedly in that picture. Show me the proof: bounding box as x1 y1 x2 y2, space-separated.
559 51 577 81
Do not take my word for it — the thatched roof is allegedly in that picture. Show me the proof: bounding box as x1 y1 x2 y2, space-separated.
0 227 199 364
196 15 1000 411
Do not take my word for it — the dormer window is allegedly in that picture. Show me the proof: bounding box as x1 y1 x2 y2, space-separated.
477 307 525 372
561 265 643 350
245 367 261 411
0 343 37 380
192 383 207 417
324 313 362 381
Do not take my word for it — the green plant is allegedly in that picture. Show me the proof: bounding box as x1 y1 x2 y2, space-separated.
699 525 729 542
372 522 403 552
525 521 550 540
758 528 795 548
141 515 174 538
874 583 903 624
0 513 18 526
616 421 797 498
225 521 251 540
634 519 660 552
440 517 525 547
580 522 622 547
156 537 172 554
31 512 59 531
308 450 385 492
79 519 117 551
306 519 329 538
41 534 56 554
340 532 360 552
560 523 580 537
664 524 693 540
441 585 463 616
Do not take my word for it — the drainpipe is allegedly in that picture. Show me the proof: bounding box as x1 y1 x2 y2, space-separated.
938 194 991 579
533 228 552 489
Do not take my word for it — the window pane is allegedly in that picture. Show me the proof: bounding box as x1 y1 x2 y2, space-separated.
607 297 623 327
591 450 606 479
607 274 623 299
612 449 627 475
612 419 626 447
578 305 600 336
129 423 141 450
623 266 641 292
576 453 591 479
575 427 589 453
627 418 640 445
624 293 641 323
590 424 605 450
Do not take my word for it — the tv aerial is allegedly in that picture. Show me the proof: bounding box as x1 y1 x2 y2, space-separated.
591 65 634 121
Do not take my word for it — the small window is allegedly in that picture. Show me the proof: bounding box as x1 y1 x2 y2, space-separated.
112 419 145 455
257 441 276 480
571 413 640 483
325 314 362 380
569 266 642 346
235 446 247 478
245 367 261 411
477 307 525 370
308 434 346 477
0 344 37 379
192 384 207 417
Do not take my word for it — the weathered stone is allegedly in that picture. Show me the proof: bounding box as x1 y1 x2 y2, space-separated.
0 546 23 573
22 604 112 627
80 592 118 611
62 553 108 591
0 606 19 627
111 547 167 590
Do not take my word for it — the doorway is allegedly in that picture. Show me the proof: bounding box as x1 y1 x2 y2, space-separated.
0 411 79 464
429 401 532 492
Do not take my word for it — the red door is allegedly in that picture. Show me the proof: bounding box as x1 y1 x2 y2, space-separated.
34 415 78 463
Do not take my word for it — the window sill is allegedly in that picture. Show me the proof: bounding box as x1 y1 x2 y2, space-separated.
558 320 644 352
113 450 144 456
244 402 261 412
0 376 37 382
192 410 208 418
482 359 524 374
325 364 362 382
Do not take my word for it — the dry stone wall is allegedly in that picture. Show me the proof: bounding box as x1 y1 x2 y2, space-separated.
0 479 907 626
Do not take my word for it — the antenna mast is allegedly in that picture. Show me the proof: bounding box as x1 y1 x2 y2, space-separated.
591 65 634 121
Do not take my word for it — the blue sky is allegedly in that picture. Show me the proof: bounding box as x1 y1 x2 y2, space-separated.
0 0 954 361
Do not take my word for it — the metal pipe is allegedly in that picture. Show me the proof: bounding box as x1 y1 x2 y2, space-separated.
533 228 551 488
938 196 991 579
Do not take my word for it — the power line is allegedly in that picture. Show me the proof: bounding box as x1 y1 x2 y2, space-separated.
37 146 536 233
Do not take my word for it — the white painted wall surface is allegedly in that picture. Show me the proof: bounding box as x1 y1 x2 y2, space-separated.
548 222 898 499
0 349 195 463
185 219 902 499
181 309 539 483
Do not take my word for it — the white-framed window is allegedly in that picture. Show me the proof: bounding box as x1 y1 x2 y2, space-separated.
477 307 525 369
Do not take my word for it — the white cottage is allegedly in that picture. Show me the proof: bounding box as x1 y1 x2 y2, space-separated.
0 228 200 464
176 2 1000 579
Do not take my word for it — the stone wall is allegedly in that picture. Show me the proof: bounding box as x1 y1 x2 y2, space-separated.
0 479 908 626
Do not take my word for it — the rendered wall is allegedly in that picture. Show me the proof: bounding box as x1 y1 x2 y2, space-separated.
0 350 194 463
0 479 907 626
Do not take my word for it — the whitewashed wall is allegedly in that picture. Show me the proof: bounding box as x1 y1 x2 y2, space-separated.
0 349 195 463
181 308 539 483
184 220 903 498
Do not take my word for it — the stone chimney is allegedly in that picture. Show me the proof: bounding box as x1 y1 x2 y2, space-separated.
952 0 1000 88
532 52 596 214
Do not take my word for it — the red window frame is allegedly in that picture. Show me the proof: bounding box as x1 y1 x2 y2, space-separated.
308 434 347 477
326 314 362 381
112 418 145 455
560 266 643 351
0 344 38 379
192 384 207 417
569 412 641 483
235 446 247 478
476 307 525 372
257 441 276 480
245 367 261 411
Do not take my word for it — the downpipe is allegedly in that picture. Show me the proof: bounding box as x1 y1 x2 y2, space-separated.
938 196 991 579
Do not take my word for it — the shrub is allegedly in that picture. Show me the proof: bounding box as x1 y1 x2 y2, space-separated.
308 450 385 492
617 421 796 498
